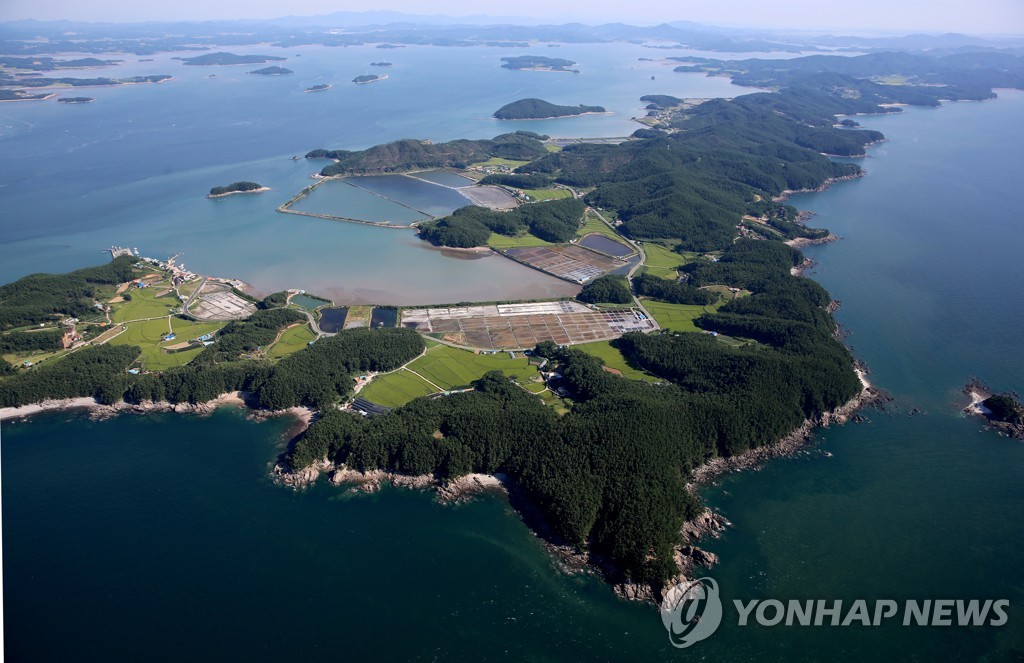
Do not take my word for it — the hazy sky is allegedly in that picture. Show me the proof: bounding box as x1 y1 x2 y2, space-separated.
1 0 1022 35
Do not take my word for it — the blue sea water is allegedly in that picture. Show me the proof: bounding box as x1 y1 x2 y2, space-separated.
0 43 744 304
2 47 1023 661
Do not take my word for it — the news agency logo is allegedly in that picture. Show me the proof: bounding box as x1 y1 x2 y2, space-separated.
660 577 723 648
660 577 1011 649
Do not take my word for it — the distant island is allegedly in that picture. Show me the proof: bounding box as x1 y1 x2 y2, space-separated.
57 97 95 104
494 98 606 120
122 75 172 84
375 44 404 49
353 74 388 84
305 84 332 93
500 55 578 73
248 66 293 76
370 62 393 67
178 52 287 66
208 182 268 198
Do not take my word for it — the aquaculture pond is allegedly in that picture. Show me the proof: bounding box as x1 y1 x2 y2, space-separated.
317 306 349 333
290 294 331 310
370 307 399 328
579 233 634 257
347 175 472 218
289 180 430 225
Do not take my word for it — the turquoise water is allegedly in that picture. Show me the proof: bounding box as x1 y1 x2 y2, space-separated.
289 179 432 225
290 294 331 309
2 53 1024 660
0 43 745 304
345 175 471 218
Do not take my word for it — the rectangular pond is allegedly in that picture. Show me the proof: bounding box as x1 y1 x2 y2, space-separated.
291 293 331 310
578 233 634 257
318 306 349 333
370 307 399 328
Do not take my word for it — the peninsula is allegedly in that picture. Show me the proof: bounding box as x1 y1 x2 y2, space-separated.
208 182 268 198
494 98 606 119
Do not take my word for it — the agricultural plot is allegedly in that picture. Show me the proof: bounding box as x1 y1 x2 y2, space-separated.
268 324 316 360
359 344 541 408
643 300 726 333
359 369 437 408
522 188 572 202
111 287 178 322
402 301 654 349
486 232 556 250
638 242 688 278
109 318 224 371
576 212 624 241
505 244 624 283
575 340 658 382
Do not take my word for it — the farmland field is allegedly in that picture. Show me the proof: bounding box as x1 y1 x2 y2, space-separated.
575 340 658 382
268 324 316 360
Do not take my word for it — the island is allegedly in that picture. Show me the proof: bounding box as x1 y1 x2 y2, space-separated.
207 182 268 198
248 66 293 76
370 62 393 67
965 381 1024 439
57 97 95 104
493 98 606 119
500 55 578 73
177 52 287 66
353 74 387 84
305 84 332 93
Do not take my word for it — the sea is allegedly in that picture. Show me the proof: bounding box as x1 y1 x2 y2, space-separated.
2 43 1023 660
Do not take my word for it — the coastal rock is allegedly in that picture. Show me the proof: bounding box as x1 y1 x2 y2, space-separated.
613 581 660 603
437 473 508 503
681 509 731 542
680 546 720 569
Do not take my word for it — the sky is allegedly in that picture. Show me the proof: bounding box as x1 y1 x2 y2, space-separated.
1 0 1023 35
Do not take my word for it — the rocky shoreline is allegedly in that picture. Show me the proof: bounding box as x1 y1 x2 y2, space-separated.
611 364 885 604
773 172 864 202
786 233 840 250
272 459 509 504
0 391 313 431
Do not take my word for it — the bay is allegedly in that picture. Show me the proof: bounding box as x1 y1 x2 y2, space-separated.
2 49 1023 661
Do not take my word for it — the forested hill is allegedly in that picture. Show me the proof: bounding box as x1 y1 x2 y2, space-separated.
493 98 606 119
306 132 549 176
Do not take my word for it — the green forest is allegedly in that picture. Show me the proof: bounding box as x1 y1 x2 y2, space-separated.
493 98 605 120
307 132 549 177
419 198 585 248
